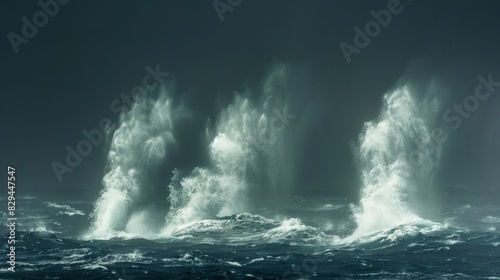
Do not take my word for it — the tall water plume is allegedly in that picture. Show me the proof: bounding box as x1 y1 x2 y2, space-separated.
347 84 442 241
164 66 295 231
86 89 176 239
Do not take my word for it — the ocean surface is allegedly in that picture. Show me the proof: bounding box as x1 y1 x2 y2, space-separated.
1 196 499 280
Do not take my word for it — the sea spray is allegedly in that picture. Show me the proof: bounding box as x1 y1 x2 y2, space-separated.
164 66 296 232
346 85 441 241
86 89 176 239
85 66 296 238
164 96 257 231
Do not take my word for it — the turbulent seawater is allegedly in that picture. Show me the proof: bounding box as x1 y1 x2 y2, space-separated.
1 198 500 279
2 68 499 279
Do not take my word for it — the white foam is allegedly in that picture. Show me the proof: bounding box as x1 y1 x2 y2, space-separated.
226 261 242 267
263 218 326 244
163 213 275 244
247 258 264 264
45 202 85 216
28 225 59 235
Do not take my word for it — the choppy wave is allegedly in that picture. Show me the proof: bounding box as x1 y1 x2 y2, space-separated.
6 223 500 279
45 202 85 216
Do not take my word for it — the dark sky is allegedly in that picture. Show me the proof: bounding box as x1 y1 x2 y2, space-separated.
1 0 500 203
